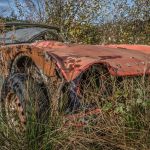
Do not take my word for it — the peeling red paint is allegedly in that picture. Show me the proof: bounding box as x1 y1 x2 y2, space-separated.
32 41 150 81
1 41 150 82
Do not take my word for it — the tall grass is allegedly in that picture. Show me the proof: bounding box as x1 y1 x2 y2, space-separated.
0 66 150 150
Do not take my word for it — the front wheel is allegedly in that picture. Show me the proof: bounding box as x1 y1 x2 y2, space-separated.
1 73 50 134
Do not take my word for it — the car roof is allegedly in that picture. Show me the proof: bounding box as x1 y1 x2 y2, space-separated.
0 22 62 44
0 22 60 32
0 27 48 44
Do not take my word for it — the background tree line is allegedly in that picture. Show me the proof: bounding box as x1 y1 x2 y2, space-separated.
0 0 149 44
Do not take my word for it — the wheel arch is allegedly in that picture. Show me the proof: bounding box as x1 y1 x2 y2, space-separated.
0 45 66 104
0 45 65 82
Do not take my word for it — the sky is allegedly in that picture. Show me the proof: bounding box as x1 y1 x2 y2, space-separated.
0 0 14 16
0 0 10 8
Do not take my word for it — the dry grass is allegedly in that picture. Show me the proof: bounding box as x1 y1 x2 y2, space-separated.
0 65 150 150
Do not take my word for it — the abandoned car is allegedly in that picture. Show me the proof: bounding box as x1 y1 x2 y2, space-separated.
0 22 150 129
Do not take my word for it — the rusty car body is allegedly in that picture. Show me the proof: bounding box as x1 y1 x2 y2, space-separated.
0 22 150 129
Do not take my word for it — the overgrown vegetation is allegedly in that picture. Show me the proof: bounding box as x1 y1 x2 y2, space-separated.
0 65 150 150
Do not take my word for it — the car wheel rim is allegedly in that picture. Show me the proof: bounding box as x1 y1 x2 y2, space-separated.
5 91 26 132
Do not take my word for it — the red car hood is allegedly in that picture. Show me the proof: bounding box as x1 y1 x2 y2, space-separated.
32 41 150 81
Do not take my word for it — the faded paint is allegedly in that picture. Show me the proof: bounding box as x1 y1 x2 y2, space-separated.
1 41 150 82
32 41 150 81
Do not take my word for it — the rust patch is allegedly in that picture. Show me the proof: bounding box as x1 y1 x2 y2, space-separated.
1 41 150 82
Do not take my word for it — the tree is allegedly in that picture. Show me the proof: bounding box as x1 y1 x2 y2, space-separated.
6 0 149 44
130 0 150 21
12 0 106 42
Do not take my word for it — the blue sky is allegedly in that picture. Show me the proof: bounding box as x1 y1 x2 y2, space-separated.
0 0 15 16
0 0 9 7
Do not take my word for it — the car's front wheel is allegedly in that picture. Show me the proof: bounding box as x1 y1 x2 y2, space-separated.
1 71 50 135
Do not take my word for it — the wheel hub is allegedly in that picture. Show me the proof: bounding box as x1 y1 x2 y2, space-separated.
5 91 26 132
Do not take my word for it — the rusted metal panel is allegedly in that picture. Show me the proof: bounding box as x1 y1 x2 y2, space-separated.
106 44 150 54
32 41 150 81
1 41 150 82
0 44 59 79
